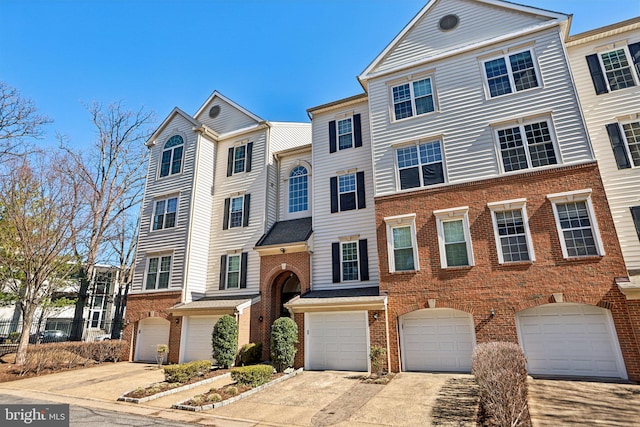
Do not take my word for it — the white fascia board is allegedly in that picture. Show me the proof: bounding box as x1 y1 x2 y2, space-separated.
217 122 270 141
145 107 200 147
193 90 264 123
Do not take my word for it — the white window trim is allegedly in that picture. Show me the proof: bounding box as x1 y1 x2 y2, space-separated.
284 161 311 219
389 75 437 122
481 48 542 99
340 240 360 282
158 135 185 179
336 117 354 150
338 172 357 211
487 198 535 264
143 253 173 292
433 207 474 269
618 119 640 168
151 195 178 232
597 45 639 92
547 189 605 258
229 195 244 228
233 144 247 174
493 118 560 174
384 213 419 273
226 253 241 289
394 139 447 192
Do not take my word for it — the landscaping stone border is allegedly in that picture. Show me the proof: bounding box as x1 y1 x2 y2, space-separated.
117 372 232 403
172 368 303 411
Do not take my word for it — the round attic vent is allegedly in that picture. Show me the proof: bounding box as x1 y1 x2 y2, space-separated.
439 14 459 31
209 105 221 119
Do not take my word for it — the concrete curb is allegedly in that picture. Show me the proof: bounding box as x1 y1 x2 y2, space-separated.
172 368 303 412
117 372 231 403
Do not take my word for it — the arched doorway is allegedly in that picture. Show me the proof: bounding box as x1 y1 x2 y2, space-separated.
280 273 301 318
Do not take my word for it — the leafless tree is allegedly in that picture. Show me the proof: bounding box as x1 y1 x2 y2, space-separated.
0 81 51 162
59 101 153 340
0 154 84 365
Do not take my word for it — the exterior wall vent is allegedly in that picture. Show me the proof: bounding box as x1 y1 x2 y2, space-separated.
209 105 221 119
439 14 459 31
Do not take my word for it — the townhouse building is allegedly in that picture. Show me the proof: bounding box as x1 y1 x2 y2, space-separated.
124 0 640 382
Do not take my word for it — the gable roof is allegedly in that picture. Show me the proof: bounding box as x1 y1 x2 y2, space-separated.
145 107 202 147
358 0 569 84
194 90 264 123
255 217 313 247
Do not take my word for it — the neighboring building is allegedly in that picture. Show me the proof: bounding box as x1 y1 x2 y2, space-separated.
566 18 640 301
124 0 640 382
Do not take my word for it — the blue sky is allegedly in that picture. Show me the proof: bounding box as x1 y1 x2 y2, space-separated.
1 0 639 149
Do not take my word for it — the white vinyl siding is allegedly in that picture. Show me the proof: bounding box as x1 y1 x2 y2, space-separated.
371 0 549 75
132 115 195 293
369 29 592 197
195 98 259 135
567 31 640 270
311 101 379 291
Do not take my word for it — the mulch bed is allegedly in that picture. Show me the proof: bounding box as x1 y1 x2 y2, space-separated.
183 372 285 406
123 368 230 399
0 352 100 383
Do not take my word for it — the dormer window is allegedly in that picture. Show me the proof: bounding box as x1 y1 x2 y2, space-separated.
160 135 184 177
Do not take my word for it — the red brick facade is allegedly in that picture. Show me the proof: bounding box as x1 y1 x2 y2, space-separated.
375 163 640 381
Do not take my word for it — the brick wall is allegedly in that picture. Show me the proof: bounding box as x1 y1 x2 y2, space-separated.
369 309 389 372
293 312 305 368
375 163 640 380
121 291 182 363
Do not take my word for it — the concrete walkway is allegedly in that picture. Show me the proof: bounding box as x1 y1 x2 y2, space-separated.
0 362 479 426
528 378 640 427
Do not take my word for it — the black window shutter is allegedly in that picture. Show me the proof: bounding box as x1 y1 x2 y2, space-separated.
223 198 230 230
631 206 640 240
356 171 366 209
353 114 362 148
243 194 251 227
246 142 253 173
332 242 341 283
329 121 337 153
219 255 227 290
330 177 338 213
629 43 640 75
586 54 608 95
359 239 369 281
240 252 248 288
606 123 631 169
226 147 235 176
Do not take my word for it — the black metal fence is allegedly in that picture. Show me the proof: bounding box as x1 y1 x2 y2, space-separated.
0 319 123 344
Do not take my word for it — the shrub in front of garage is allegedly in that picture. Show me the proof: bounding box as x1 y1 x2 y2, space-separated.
211 314 238 368
270 317 298 372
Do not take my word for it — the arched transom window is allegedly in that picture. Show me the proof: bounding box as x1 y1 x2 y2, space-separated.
160 135 184 177
288 166 308 213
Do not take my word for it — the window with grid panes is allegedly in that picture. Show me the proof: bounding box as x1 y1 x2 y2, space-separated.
338 173 357 211
229 196 244 228
622 121 640 166
556 201 599 257
442 220 469 267
145 256 171 290
497 121 557 172
600 49 637 91
226 255 240 289
288 166 308 213
392 77 434 120
152 197 177 230
160 135 184 177
392 226 415 271
484 50 539 98
233 145 246 174
337 118 353 150
396 141 444 190
495 209 530 262
341 241 359 281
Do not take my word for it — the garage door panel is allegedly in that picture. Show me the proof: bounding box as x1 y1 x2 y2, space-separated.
136 318 170 362
517 304 625 379
401 309 475 373
307 312 368 372
182 315 220 362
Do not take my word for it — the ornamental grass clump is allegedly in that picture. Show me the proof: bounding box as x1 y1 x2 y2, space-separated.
472 342 529 427
211 315 238 368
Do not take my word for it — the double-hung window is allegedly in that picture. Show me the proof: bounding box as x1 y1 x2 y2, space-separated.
606 120 640 169
219 252 248 290
483 50 539 98
434 207 474 269
384 214 419 273
396 140 445 190
338 118 354 150
152 197 177 230
548 190 605 258
488 199 535 264
391 77 435 120
145 255 171 290
496 120 558 172
331 239 370 283
341 241 359 281
586 43 640 94
223 194 251 229
329 114 362 153
226 143 253 176
159 135 184 178
330 171 366 213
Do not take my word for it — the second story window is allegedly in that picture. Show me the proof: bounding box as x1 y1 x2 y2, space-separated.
159 135 184 178
338 118 353 150
434 207 474 269
586 43 640 95
396 140 444 190
223 194 251 230
496 120 557 172
145 255 171 290
488 199 535 264
330 171 366 213
219 252 248 290
329 114 362 153
152 197 177 230
483 50 539 98
606 120 640 170
384 214 419 273
226 143 253 176
288 166 308 213
392 77 435 120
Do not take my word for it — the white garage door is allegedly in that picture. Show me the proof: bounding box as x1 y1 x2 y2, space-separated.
400 309 475 372
517 304 626 379
181 315 221 363
136 317 170 362
306 311 368 371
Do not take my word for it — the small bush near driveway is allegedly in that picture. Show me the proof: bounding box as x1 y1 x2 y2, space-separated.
164 360 212 383
472 342 529 427
231 364 274 387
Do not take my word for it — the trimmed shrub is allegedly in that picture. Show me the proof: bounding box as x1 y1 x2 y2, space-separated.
225 385 239 396
472 342 529 427
211 315 238 368
238 342 263 366
207 393 222 403
270 317 298 372
163 360 212 383
369 345 386 376
230 365 274 387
